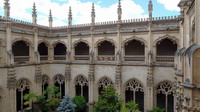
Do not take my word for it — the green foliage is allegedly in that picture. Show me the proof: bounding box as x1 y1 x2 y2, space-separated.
94 87 122 112
120 106 128 112
57 95 76 112
72 96 87 111
23 86 61 111
152 107 165 112
125 101 139 112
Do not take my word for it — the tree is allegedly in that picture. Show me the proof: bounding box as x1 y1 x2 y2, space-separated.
125 101 139 112
57 95 76 112
94 87 122 112
72 96 87 112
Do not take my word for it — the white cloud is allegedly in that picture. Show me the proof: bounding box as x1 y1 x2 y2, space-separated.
157 0 180 12
0 0 147 26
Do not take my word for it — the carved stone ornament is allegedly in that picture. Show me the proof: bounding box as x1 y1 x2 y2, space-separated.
88 64 95 82
125 79 143 92
54 74 65 84
17 79 30 92
7 67 17 90
75 75 88 86
147 67 153 87
35 65 42 83
115 65 121 85
99 77 113 88
65 64 71 80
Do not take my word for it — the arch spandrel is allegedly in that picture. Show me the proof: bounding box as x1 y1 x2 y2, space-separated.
95 38 117 48
12 38 33 48
122 36 147 47
74 75 88 86
73 39 90 48
52 40 67 48
98 77 114 88
154 35 179 47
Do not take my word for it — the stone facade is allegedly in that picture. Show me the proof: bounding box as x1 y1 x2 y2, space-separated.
0 0 199 112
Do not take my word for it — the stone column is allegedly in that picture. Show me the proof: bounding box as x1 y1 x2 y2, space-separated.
6 67 17 112
115 65 122 95
146 66 154 112
33 27 39 63
195 0 200 45
88 64 95 112
5 23 13 66
67 28 72 62
65 64 71 96
34 65 42 95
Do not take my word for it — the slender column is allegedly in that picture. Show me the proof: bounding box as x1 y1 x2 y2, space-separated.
196 0 200 45
65 64 71 96
5 23 13 65
67 7 72 62
33 27 39 63
88 64 95 112
115 65 122 94
4 0 10 19
34 65 42 95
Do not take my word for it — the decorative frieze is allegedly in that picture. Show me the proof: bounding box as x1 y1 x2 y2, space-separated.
65 64 71 80
147 67 153 87
115 65 121 85
7 67 17 90
88 64 94 82
35 65 42 83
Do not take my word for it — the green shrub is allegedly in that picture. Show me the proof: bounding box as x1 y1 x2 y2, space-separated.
152 107 165 112
125 101 139 112
72 96 87 112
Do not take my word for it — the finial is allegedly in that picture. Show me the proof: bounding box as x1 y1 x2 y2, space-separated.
32 2 37 25
68 6 72 27
148 0 153 21
117 0 122 22
49 9 53 28
91 3 95 24
4 0 10 19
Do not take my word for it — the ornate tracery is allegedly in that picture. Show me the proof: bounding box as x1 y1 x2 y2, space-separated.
54 74 65 98
125 79 144 112
42 75 49 92
16 79 30 111
75 75 88 101
156 81 174 112
98 77 113 94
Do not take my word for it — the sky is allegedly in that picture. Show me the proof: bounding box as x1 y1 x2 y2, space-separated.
0 0 180 26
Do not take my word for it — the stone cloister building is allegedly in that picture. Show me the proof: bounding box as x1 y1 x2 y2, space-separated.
0 0 199 112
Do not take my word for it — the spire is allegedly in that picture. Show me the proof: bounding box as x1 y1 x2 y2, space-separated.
117 0 122 22
32 2 37 25
4 0 10 19
91 3 95 25
148 0 153 21
68 6 72 27
49 9 53 28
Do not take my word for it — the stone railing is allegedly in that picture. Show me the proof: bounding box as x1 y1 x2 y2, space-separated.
74 55 89 60
14 56 29 62
156 56 174 63
124 55 145 62
97 55 115 62
40 55 48 61
54 55 66 60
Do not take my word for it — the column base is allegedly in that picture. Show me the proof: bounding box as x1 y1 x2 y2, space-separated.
87 102 95 112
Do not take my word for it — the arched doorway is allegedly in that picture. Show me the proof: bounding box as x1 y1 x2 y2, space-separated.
38 42 48 61
54 74 65 98
97 41 115 61
74 42 89 60
12 40 30 62
98 77 113 94
124 39 145 61
156 38 177 62
16 79 30 111
75 75 88 101
156 81 174 112
54 43 66 60
125 79 144 112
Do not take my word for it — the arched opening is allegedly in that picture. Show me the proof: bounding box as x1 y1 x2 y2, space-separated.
54 43 66 60
75 75 89 102
12 40 30 62
193 48 200 85
74 42 89 60
156 38 177 62
42 75 49 93
38 42 48 61
156 81 174 112
124 40 145 61
54 75 65 98
98 77 113 94
16 79 30 111
125 79 144 112
97 41 115 61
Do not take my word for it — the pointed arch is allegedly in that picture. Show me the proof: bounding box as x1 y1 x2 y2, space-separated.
42 74 50 92
122 36 147 47
53 74 65 98
38 40 50 47
154 35 179 47
12 38 33 48
74 75 88 85
52 40 67 48
95 38 117 48
73 39 90 48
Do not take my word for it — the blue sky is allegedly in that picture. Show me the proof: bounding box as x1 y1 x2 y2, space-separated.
0 0 180 26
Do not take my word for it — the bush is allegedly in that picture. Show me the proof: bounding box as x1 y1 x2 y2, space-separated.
72 96 87 112
94 87 122 112
125 101 139 112
152 107 165 112
57 95 76 112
